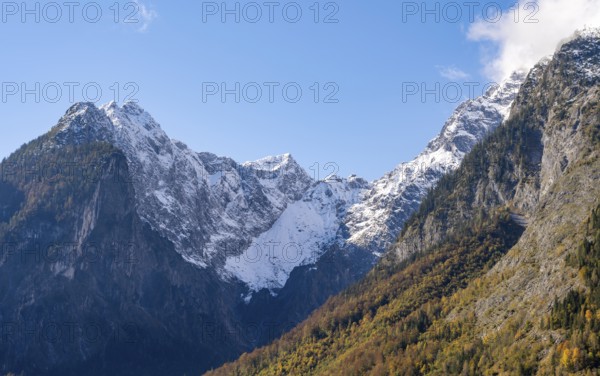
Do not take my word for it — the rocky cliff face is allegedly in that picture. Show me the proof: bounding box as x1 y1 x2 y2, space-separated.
393 29 600 263
391 64 546 260
448 27 600 344
0 144 248 375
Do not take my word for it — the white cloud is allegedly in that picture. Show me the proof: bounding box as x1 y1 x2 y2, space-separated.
468 0 600 81
134 0 158 32
437 66 471 80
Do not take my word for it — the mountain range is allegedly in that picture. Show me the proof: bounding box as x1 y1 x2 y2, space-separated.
4 27 599 376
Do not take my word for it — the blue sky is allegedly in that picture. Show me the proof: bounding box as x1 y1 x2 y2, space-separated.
0 0 596 180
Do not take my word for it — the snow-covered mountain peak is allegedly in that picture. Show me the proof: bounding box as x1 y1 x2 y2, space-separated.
347 174 369 188
243 153 304 180
102 101 163 133
429 71 527 156
241 153 312 203
569 26 600 42
121 100 146 113
43 72 524 294
47 88 524 293
344 71 527 253
245 153 293 170
46 102 316 271
99 100 118 112
58 102 103 125
64 101 99 117
555 28 600 80
52 102 115 145
487 70 528 114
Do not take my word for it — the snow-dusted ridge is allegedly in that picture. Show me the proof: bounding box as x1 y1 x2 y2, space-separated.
222 71 526 295
344 71 527 253
555 27 600 80
50 101 313 269
47 69 525 296
224 175 369 295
